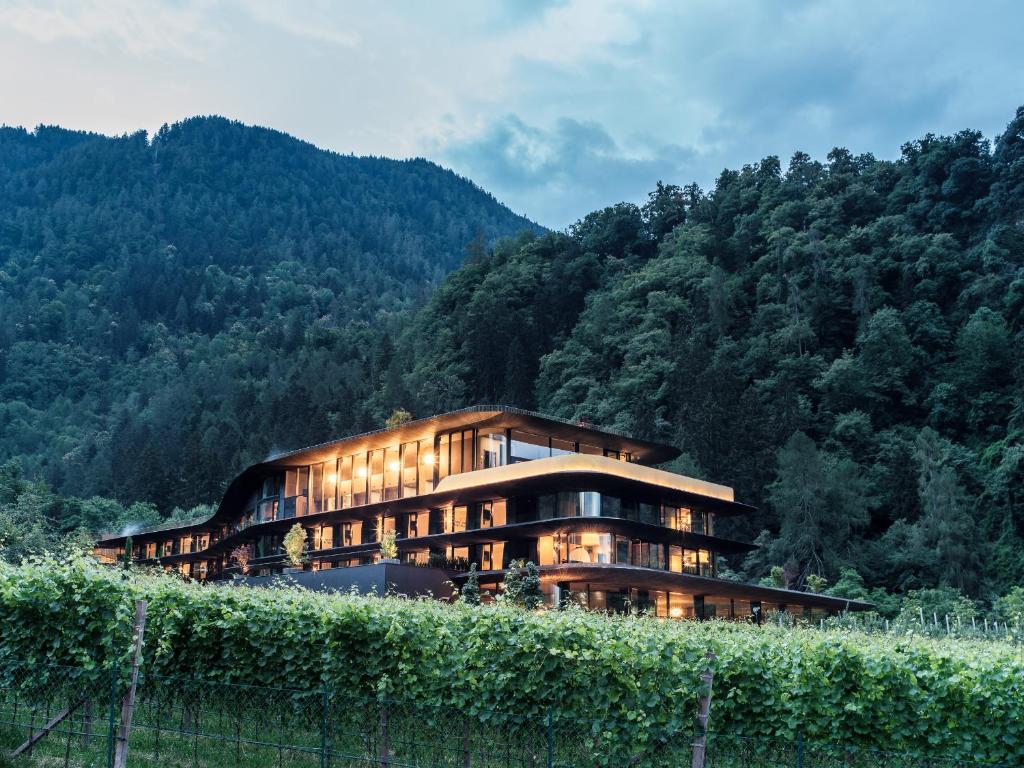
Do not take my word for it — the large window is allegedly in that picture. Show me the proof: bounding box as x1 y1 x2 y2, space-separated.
368 449 384 504
477 433 507 469
384 446 401 501
559 532 614 564
480 499 506 527
311 463 324 514
401 442 418 497
418 439 435 494
323 459 339 512
510 431 550 462
352 454 367 506
338 456 353 509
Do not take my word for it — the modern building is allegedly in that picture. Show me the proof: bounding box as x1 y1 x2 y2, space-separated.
94 406 870 619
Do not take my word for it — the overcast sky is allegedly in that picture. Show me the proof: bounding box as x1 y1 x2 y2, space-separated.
1 0 1022 228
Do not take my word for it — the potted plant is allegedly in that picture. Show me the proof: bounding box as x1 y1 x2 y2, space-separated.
379 528 399 564
230 544 253 579
281 523 308 573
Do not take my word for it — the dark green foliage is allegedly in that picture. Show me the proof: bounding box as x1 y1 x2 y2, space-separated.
0 117 538 512
460 562 481 605
392 107 1024 600
3 559 1024 765
500 559 542 609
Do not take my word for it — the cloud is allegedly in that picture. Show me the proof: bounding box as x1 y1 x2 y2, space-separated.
0 0 215 60
442 114 696 228
1 0 1021 228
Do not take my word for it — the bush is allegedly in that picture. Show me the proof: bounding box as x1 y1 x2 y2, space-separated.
0 556 1022 764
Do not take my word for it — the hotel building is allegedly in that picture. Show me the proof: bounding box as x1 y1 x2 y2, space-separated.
95 406 869 619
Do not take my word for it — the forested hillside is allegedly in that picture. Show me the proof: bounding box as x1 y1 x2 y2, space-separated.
0 117 538 509
389 107 1024 599
2 109 1023 603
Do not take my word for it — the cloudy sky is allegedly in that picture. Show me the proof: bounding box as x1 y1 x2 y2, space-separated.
1 0 1022 228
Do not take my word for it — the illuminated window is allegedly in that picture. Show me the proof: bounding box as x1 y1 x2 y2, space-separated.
481 542 504 570
438 434 450 480
368 450 384 504
418 439 435 494
338 456 353 509
481 499 506 527
537 535 556 566
401 442 418 497
352 454 367 506
477 433 507 469
323 459 339 512
384 445 400 501
669 545 683 573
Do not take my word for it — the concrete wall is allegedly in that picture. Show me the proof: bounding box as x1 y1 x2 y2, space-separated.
231 563 456 600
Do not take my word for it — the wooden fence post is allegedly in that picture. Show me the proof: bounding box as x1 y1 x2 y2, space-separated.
113 600 147 768
690 651 716 768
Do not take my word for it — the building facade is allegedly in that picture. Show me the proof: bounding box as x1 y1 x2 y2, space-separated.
95 406 870 619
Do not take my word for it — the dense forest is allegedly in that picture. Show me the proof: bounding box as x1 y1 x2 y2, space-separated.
0 116 538 508
389 106 1024 602
2 109 1023 606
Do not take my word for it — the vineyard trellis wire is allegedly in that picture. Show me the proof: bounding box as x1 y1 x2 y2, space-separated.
0 657 1014 768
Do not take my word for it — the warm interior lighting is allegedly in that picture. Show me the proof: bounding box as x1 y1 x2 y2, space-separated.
421 453 436 466
670 607 683 618
325 473 337 484
387 460 400 472
355 466 368 478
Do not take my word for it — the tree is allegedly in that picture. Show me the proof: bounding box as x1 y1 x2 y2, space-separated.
910 428 981 593
502 560 543 609
384 408 413 430
231 544 253 575
282 524 307 568
759 432 871 584
805 574 828 593
893 587 978 630
992 586 1024 624
461 563 481 606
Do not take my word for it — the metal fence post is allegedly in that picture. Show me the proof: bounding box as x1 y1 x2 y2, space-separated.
320 685 330 768
796 730 804 768
546 709 554 768
105 666 119 768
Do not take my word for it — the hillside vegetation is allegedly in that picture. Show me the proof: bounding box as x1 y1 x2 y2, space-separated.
1 557 1021 765
0 117 538 509
2 109 1023 606
388 107 1024 599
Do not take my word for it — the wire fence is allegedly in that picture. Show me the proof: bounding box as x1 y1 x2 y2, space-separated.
0 658 1012 768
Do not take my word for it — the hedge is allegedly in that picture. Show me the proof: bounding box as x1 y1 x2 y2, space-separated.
1 556 1022 763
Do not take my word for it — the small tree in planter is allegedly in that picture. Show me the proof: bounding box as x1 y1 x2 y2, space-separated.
282 524 307 571
231 544 253 576
379 528 399 562
502 560 543 609
461 563 481 605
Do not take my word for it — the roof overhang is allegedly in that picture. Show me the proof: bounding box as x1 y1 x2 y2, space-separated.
458 563 874 611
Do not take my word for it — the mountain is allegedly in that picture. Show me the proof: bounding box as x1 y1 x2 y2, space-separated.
0 116 539 508
386 107 1024 598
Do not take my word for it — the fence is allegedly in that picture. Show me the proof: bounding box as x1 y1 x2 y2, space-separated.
0 658 702 768
0 659 1014 768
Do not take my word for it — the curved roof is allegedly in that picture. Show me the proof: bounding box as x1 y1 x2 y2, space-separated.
99 406 685 544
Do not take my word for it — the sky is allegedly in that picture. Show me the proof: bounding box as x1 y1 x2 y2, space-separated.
1 1 1023 229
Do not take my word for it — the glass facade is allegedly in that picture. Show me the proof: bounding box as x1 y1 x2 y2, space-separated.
114 418 791 618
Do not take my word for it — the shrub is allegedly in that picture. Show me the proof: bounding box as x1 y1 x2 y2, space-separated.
230 544 252 575
0 556 1022 764
282 523 307 567
379 528 398 560
461 563 480 606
